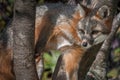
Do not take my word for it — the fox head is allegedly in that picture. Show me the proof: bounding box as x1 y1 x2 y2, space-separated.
75 4 113 49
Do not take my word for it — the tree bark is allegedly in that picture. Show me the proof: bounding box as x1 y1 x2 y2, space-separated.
12 0 38 80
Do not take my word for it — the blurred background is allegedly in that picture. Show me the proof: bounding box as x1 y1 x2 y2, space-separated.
0 0 119 80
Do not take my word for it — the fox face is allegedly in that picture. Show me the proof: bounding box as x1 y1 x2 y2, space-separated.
76 5 112 49
77 17 109 48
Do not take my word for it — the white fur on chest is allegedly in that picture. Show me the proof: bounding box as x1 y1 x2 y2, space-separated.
57 37 72 49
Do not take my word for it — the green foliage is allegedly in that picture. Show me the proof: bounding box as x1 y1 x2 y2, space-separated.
107 36 120 79
37 0 44 4
107 68 120 78
42 70 51 80
42 51 60 80
8 0 14 3
43 51 60 72
0 0 14 31
114 48 120 62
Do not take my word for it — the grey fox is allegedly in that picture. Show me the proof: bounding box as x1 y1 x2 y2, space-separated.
35 3 113 80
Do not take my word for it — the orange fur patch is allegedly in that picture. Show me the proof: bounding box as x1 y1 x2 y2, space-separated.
62 46 85 79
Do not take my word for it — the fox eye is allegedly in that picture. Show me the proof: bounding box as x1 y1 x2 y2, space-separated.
79 29 85 34
91 30 100 35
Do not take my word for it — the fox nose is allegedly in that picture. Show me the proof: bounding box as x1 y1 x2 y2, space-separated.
82 42 88 47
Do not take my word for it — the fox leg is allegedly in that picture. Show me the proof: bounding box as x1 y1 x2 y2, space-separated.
52 46 85 80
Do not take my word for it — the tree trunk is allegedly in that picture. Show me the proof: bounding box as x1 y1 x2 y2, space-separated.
12 0 38 80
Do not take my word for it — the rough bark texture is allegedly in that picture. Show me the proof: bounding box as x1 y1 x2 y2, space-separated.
12 0 38 80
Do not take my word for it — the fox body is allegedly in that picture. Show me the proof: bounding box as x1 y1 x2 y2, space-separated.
0 2 114 80
35 3 113 80
35 3 85 79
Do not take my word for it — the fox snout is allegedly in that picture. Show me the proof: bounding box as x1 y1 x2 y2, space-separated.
81 39 88 47
81 37 94 49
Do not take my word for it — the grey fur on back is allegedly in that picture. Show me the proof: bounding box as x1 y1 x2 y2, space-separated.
36 2 79 23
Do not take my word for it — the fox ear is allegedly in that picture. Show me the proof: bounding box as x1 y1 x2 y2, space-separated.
75 4 86 18
96 5 110 19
